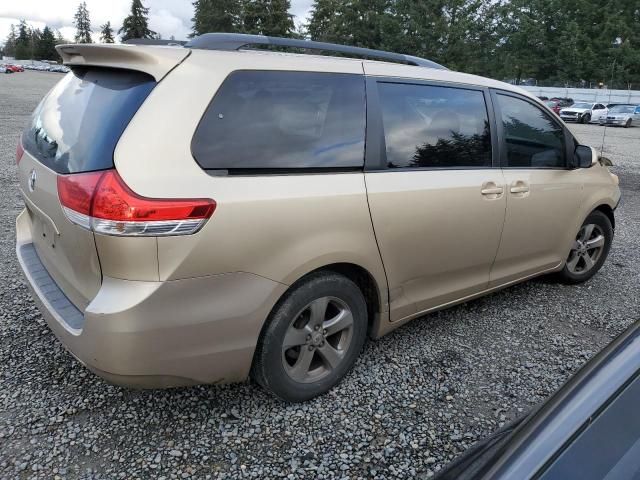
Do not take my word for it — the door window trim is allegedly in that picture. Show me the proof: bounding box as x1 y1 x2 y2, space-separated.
490 89 575 170
364 77 499 172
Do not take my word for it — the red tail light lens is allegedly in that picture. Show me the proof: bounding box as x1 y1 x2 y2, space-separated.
57 170 216 236
16 140 24 165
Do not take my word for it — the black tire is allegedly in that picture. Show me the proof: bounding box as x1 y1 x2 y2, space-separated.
252 272 367 402
557 211 613 284
581 113 591 124
625 119 632 128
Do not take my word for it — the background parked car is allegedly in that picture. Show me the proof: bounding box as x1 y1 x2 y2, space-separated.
560 102 607 124
544 100 562 115
599 104 640 128
436 319 640 480
5 64 23 73
550 97 574 107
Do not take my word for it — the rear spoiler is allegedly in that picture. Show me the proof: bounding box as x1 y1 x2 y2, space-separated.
55 43 190 81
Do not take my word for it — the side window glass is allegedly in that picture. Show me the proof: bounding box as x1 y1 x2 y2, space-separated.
192 71 365 171
377 82 492 169
497 94 566 168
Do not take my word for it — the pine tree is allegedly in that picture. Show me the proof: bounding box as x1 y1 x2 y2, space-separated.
3 24 18 57
100 22 115 43
242 0 294 37
15 20 31 59
191 0 242 36
119 0 156 42
29 27 42 59
307 0 343 43
54 30 68 45
37 26 58 60
74 2 93 43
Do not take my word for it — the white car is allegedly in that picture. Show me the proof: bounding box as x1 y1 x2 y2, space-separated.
560 102 607 124
599 105 640 128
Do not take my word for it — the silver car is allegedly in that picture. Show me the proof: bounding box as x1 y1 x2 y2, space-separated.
599 104 640 128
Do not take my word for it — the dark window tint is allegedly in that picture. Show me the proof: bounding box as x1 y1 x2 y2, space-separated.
22 68 155 174
192 71 365 171
378 82 492 169
497 94 566 168
539 373 640 480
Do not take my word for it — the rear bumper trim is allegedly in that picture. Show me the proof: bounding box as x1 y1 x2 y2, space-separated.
18 243 84 331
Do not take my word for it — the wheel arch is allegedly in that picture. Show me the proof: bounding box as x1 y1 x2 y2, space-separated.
264 262 386 340
593 204 615 230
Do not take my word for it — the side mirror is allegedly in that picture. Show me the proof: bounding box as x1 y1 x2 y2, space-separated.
574 145 594 169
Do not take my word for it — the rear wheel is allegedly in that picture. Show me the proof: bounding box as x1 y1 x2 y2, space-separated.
252 272 367 402
557 211 613 284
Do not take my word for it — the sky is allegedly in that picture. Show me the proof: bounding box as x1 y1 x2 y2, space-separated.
0 0 314 45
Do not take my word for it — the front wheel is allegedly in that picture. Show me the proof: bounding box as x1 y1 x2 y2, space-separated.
557 211 613 284
581 113 591 124
252 272 368 402
625 119 632 128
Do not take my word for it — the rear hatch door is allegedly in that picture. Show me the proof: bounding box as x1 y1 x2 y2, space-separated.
18 66 157 309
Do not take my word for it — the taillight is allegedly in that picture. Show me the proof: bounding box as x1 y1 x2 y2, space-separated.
16 139 24 165
57 170 216 236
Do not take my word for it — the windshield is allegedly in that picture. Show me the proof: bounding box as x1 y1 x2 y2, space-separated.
545 101 557 107
571 103 592 109
609 105 635 114
22 67 155 174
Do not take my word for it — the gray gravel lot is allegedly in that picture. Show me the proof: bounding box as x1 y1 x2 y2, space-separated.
1 71 639 480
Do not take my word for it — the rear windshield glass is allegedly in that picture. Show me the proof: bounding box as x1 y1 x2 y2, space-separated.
191 71 366 172
22 67 155 174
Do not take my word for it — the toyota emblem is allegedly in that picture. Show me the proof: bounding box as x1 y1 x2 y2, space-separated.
28 169 37 192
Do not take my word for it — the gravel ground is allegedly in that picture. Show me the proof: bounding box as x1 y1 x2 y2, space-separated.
1 71 639 480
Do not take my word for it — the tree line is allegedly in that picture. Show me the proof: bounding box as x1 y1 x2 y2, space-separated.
2 0 154 61
193 0 640 88
3 0 639 87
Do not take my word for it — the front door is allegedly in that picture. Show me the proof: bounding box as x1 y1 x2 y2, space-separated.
489 91 583 286
364 79 506 321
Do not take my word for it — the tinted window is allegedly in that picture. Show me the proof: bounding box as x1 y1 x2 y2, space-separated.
497 94 566 168
378 83 492 169
23 68 155 174
539 373 640 480
192 71 365 171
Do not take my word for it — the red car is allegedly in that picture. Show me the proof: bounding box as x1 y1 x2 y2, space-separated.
7 64 24 72
545 100 562 115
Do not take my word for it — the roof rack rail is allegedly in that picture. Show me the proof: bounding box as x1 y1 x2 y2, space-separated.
124 38 187 46
184 33 448 70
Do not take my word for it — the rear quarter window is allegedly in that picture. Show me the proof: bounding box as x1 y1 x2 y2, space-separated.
22 67 155 174
191 71 366 172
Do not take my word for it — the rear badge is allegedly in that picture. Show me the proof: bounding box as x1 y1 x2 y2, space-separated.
28 169 37 192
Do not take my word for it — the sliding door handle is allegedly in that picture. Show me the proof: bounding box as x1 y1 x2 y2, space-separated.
481 187 504 195
510 182 530 194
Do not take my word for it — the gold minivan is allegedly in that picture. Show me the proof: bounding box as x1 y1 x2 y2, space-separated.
15 34 620 402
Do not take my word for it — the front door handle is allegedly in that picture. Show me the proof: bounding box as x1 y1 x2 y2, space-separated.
510 181 530 195
481 181 504 198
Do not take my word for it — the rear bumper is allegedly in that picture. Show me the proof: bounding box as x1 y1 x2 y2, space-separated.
16 209 287 388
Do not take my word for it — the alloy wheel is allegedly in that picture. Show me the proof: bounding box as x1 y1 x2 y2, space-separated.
281 296 354 383
566 223 606 274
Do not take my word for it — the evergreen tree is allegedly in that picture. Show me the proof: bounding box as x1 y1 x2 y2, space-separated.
29 27 42 59
3 24 18 57
54 30 69 45
242 0 294 37
191 0 242 36
15 20 31 59
307 0 343 43
74 1 93 43
100 21 115 43
119 0 156 42
37 26 58 60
